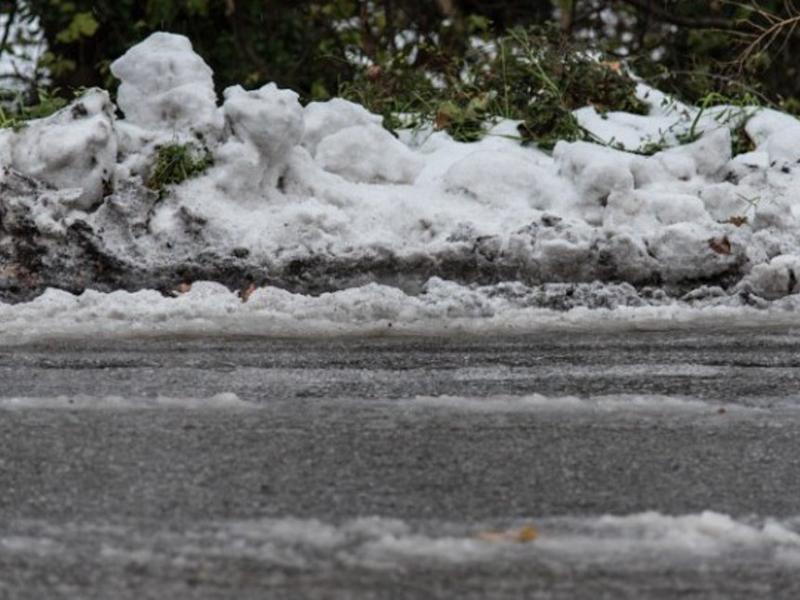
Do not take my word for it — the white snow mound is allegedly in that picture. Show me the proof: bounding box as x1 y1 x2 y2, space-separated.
3 32 800 324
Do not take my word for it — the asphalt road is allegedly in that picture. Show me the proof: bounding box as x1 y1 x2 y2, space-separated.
2 330 800 598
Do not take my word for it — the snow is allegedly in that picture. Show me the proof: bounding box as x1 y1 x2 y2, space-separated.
2 31 800 331
301 97 384 154
7 89 116 208
406 394 731 414
6 512 800 570
110 31 222 136
0 392 249 410
315 124 424 184
222 83 304 189
2 279 800 346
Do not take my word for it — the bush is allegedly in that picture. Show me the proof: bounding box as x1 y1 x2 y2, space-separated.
341 26 647 149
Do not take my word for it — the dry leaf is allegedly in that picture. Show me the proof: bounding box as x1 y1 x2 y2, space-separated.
176 282 192 294
477 525 539 543
240 282 257 303
435 110 452 131
726 216 748 227
708 236 732 255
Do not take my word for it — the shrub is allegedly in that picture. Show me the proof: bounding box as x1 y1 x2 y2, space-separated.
341 26 647 149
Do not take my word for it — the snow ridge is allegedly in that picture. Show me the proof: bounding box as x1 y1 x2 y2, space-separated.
1 32 800 320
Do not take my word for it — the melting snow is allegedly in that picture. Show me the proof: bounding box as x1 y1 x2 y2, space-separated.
1 31 800 329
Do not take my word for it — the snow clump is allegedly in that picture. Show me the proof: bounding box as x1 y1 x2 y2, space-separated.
110 31 222 135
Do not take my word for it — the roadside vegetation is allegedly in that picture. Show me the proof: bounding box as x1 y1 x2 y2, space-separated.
0 1 798 155
146 142 214 196
341 25 648 148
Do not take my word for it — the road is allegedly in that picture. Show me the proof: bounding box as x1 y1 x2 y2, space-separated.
2 330 800 598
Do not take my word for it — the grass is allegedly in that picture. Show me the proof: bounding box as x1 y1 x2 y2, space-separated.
631 90 760 157
146 142 213 196
0 89 68 131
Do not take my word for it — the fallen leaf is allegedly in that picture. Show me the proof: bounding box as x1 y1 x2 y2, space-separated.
176 282 192 294
726 215 748 227
709 236 732 255
477 525 539 543
435 110 452 131
240 282 257 303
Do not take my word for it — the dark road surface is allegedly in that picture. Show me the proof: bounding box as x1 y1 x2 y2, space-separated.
3 330 800 598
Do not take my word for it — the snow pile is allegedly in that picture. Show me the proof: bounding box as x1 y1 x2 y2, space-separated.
2 279 800 345
2 31 800 327
6 90 116 209
110 31 222 135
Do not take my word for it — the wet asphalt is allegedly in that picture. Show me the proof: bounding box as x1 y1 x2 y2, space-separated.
2 329 800 598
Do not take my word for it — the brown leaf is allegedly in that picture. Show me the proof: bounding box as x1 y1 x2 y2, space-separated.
434 110 452 131
709 236 732 255
477 525 539 543
239 282 257 303
176 282 192 294
726 216 748 227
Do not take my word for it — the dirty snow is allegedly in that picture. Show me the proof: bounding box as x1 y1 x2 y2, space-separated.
2 31 800 330
5 512 800 571
2 279 800 345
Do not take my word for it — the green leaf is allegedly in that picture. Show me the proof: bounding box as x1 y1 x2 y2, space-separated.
56 11 99 43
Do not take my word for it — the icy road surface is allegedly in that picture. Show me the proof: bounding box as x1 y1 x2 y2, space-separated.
3 331 800 599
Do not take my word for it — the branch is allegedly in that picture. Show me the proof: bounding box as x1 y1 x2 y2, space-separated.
0 0 18 65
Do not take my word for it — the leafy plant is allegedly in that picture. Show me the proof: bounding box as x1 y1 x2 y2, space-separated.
0 89 69 130
146 142 213 195
341 25 647 149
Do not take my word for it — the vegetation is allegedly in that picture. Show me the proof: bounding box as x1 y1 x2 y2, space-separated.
146 142 213 195
0 89 69 130
0 1 798 150
341 25 647 148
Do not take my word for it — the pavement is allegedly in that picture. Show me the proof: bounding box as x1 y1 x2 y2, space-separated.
2 330 800 598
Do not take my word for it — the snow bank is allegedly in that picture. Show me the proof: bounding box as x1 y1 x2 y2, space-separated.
2 32 800 325
2 279 800 345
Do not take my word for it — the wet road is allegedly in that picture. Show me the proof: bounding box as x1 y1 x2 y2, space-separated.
2 330 800 598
